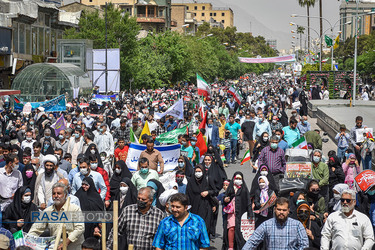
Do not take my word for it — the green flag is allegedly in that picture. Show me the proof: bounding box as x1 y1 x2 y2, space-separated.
130 128 139 143
156 122 191 144
325 35 333 47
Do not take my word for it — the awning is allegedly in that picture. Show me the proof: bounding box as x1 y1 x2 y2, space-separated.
0 90 21 96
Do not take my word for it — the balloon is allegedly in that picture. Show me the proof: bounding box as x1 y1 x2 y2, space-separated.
219 144 226 151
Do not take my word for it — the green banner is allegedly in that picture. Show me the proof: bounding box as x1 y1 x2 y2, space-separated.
324 35 333 47
156 122 190 144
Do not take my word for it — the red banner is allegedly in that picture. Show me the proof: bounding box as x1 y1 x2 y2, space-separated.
355 170 375 192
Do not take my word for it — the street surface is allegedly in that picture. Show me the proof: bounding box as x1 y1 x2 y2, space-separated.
210 112 338 249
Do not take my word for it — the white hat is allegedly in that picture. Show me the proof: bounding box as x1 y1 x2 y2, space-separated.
37 107 45 112
43 154 58 166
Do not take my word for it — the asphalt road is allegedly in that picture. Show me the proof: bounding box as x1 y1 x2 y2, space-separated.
210 115 338 249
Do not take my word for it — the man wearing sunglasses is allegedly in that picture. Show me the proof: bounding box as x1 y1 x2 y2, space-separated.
321 189 374 250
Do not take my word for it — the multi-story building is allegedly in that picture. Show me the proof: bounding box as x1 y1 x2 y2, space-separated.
339 0 375 40
181 2 233 28
171 4 197 34
266 39 277 50
80 0 174 32
0 0 79 88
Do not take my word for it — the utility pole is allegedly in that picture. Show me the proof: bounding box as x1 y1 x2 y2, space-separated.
105 2 108 94
353 0 359 106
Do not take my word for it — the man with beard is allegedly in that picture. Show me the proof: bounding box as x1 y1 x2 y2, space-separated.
152 193 210 250
321 189 374 250
242 197 309 250
28 182 85 250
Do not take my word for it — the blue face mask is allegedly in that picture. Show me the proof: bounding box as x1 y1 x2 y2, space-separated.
45 135 50 139
207 124 213 128
345 153 349 159
368 190 375 195
296 200 304 205
191 141 196 146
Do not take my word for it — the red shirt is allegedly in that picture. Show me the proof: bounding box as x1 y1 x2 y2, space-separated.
114 145 129 162
95 167 111 201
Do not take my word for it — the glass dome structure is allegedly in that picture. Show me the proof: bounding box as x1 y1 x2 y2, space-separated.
12 63 92 102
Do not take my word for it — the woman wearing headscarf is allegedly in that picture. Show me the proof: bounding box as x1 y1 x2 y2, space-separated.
109 160 132 199
296 201 321 248
21 163 37 193
250 164 278 198
342 153 361 189
173 156 194 178
41 138 54 155
84 143 104 168
203 154 227 194
305 180 326 227
252 132 269 163
253 176 274 228
327 154 345 199
3 186 38 233
299 90 308 117
75 177 104 239
328 183 349 213
207 144 224 170
147 179 165 211
222 172 252 250
186 164 218 238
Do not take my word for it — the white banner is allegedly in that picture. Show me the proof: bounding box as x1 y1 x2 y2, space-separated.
154 99 184 120
126 143 181 172
356 128 373 143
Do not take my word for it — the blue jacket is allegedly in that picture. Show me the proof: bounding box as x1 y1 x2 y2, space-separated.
208 125 220 147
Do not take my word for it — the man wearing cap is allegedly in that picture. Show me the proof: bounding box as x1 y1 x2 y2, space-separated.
94 123 114 157
40 128 57 149
34 154 64 210
0 155 23 210
335 124 351 162
0 228 14 250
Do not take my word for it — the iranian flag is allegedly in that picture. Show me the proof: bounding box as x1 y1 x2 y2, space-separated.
197 73 211 98
291 136 308 149
228 86 243 105
221 153 226 162
240 150 251 165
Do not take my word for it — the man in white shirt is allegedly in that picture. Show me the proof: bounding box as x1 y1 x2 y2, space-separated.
0 154 23 210
94 123 114 157
321 189 374 250
21 130 36 153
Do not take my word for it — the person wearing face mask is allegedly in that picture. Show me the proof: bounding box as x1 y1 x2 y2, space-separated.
296 116 311 136
295 201 321 248
305 180 326 226
21 162 37 193
174 170 187 194
321 189 375 250
89 154 111 208
327 154 345 199
282 118 300 147
252 113 271 142
81 132 96 156
109 160 132 198
40 128 56 150
205 118 220 148
75 177 104 239
0 155 23 210
33 154 64 210
270 116 283 134
20 130 36 153
3 186 38 234
147 179 165 211
241 113 256 159
258 135 286 191
71 157 107 201
82 112 95 128
186 165 218 239
131 157 159 190
253 176 274 229
94 123 114 159
107 187 165 250
250 164 278 198
54 148 71 175
225 115 243 164
222 172 252 250
252 132 270 167
67 128 84 165
328 183 349 213
28 182 85 250
139 138 164 174
163 115 178 132
342 153 361 190
180 134 195 163
55 130 69 156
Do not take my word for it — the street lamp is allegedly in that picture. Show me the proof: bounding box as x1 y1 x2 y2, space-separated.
198 33 213 40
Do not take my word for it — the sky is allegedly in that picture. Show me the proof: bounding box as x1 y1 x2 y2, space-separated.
173 0 342 51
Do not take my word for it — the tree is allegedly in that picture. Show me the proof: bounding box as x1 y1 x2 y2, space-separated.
298 0 316 52
297 26 305 51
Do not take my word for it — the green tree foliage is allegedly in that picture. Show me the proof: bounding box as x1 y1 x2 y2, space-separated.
64 6 277 89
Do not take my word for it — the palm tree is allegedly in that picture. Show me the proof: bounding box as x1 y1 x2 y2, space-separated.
298 0 316 52
297 26 305 51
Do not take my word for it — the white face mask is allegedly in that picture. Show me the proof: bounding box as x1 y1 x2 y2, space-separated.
101 157 106 161
120 186 129 194
259 183 266 189
22 196 31 204
115 168 121 174
260 171 268 176
195 172 203 178
234 179 243 186
90 150 96 154
80 168 88 175
90 163 98 170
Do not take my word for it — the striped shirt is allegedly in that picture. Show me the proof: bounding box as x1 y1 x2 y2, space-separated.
107 204 165 250
243 217 309 250
257 146 286 174
153 213 210 250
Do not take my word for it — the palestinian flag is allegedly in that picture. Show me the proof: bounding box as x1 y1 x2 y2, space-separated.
197 73 211 98
291 136 308 149
14 96 21 104
228 86 243 105
240 150 251 165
